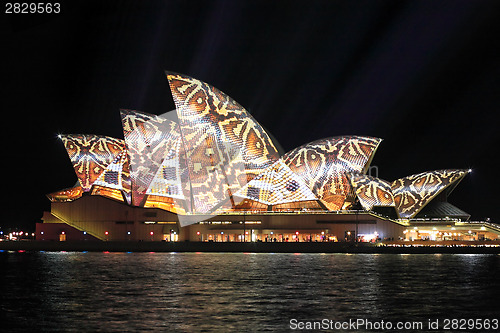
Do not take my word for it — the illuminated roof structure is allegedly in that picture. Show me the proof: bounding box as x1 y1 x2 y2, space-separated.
167 73 280 214
349 173 396 212
282 136 381 211
236 159 317 205
47 184 84 202
49 73 470 225
391 169 469 219
121 109 183 207
60 135 125 191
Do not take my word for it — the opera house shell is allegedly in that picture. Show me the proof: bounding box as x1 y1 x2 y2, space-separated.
39 73 492 242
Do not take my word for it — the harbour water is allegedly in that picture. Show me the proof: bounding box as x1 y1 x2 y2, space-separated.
1 252 499 332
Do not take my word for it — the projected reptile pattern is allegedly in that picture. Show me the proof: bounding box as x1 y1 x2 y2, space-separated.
349 173 395 211
283 136 381 211
236 159 317 205
61 135 126 191
391 169 468 219
47 185 84 202
93 150 132 203
121 109 182 206
167 72 280 213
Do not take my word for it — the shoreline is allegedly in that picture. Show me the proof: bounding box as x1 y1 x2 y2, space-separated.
1 241 500 254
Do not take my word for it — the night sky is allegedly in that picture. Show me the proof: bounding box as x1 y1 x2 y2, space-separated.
2 0 500 231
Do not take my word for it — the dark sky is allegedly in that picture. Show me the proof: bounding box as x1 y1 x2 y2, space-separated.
2 0 500 230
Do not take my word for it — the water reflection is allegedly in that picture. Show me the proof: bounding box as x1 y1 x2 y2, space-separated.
1 253 499 331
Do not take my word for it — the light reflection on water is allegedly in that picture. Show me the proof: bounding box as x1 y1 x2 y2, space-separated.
1 252 499 332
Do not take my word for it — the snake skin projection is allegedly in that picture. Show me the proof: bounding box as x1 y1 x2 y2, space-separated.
166 72 280 213
121 109 182 207
61 135 126 191
146 133 186 200
391 169 469 219
349 173 395 212
283 136 382 211
93 150 132 204
236 159 317 205
53 73 471 223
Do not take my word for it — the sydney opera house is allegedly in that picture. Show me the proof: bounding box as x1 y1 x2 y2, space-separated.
38 73 500 242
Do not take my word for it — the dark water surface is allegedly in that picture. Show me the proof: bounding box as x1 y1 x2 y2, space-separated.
1 252 499 332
